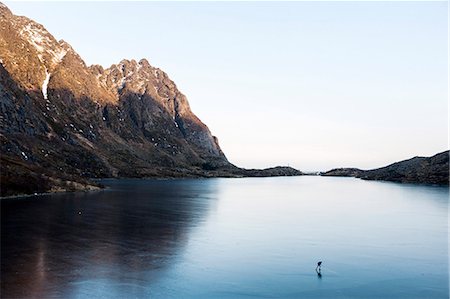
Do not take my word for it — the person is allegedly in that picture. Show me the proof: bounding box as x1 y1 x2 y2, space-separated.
316 261 322 273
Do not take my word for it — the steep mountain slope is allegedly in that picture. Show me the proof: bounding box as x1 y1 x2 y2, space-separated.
322 151 449 185
0 3 301 196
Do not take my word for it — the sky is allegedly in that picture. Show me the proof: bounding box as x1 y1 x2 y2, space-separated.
5 1 448 171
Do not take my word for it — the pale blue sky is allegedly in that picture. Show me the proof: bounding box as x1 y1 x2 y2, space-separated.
6 1 448 171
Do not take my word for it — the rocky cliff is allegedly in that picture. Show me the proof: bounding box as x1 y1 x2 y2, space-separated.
322 151 449 185
0 3 301 196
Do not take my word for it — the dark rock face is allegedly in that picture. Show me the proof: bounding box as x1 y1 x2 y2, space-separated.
321 168 364 177
359 151 449 185
322 151 449 185
243 167 303 177
0 3 301 196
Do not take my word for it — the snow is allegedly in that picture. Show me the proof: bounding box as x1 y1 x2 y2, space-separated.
21 151 28 160
118 67 139 90
21 24 45 50
42 69 51 100
118 77 126 89
20 23 67 64
54 48 67 63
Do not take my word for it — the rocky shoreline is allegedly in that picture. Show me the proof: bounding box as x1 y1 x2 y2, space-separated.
0 156 302 197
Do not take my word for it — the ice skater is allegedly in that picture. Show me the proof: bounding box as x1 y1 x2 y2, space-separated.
315 261 322 273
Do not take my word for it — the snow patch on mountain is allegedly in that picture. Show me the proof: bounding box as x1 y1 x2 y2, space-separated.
42 69 50 99
20 23 67 65
20 24 45 52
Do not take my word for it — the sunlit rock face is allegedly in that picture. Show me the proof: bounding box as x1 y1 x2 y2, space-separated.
0 2 234 195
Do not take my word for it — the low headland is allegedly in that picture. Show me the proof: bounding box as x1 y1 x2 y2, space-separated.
321 151 449 186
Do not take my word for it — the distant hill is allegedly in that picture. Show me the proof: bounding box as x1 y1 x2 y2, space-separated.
322 151 449 185
320 168 364 177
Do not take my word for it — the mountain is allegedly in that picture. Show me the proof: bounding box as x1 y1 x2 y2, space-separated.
322 151 449 185
0 3 301 196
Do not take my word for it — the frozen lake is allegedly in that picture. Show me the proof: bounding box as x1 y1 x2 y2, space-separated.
1 176 448 298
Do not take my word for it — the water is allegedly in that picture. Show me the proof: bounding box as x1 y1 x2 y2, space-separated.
1 176 448 298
